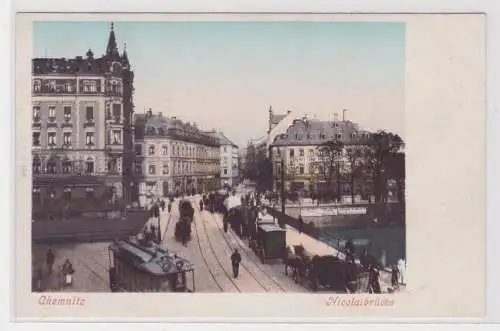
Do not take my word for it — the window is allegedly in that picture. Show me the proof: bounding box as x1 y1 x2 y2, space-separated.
299 166 304 175
48 106 56 119
223 169 228 175
86 106 94 121
33 80 41 92
63 187 72 202
289 149 295 157
48 80 56 92
149 164 156 175
335 133 342 140
112 130 121 144
63 106 71 120
85 132 94 146
63 132 71 146
223 147 227 153
112 104 121 122
47 132 56 146
149 145 155 156
32 132 40 146
162 145 168 155
135 144 142 156
85 158 94 173
32 158 41 174
162 164 169 175
62 159 72 173
32 106 40 120
32 188 41 204
299 149 304 157
134 160 142 174
64 82 73 93
47 159 57 174
82 80 97 93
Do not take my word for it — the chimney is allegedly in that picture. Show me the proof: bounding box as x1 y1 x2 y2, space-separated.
146 108 152 117
287 110 292 114
333 112 339 122
342 109 347 122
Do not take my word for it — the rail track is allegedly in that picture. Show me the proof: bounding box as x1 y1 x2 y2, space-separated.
203 208 287 293
193 206 241 292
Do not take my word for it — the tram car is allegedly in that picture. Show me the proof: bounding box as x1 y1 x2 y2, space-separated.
175 199 194 243
250 222 287 264
108 236 195 292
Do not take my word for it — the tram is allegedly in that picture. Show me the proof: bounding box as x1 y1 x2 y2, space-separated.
108 235 195 292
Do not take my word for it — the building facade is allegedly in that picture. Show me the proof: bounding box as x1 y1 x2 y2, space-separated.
269 115 373 196
206 132 239 188
134 110 220 204
31 23 135 214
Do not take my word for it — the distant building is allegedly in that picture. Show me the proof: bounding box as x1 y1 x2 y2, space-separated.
269 113 373 195
205 131 239 188
134 110 220 204
31 23 135 214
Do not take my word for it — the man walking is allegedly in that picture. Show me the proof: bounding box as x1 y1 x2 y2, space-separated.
46 248 55 275
231 249 242 278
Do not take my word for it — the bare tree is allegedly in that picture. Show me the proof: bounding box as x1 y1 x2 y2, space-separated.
344 145 366 204
311 139 344 202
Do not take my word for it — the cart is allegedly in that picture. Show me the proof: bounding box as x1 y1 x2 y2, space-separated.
251 223 286 264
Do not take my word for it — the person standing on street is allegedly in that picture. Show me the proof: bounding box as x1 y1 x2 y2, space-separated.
231 249 242 278
297 214 304 233
199 198 204 211
46 248 55 275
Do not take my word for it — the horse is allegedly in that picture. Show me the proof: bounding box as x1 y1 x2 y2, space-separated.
283 246 307 283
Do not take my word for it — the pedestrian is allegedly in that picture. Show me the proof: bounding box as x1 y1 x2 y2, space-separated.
167 201 172 213
297 214 304 233
62 259 75 287
199 199 204 211
160 199 166 212
391 265 400 289
35 266 43 291
231 249 242 278
345 239 355 264
368 266 381 294
46 248 55 275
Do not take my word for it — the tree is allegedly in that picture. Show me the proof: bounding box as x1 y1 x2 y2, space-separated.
255 150 273 193
367 131 404 203
312 139 344 201
344 145 366 204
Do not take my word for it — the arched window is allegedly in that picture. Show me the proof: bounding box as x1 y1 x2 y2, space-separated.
62 158 72 173
47 158 57 174
85 158 94 174
32 157 41 174
63 186 72 202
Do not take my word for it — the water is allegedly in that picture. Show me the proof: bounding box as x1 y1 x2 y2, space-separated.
319 225 406 268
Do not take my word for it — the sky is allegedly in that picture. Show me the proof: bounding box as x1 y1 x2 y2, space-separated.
33 21 405 148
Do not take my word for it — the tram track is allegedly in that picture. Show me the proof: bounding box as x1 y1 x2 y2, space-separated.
208 211 289 292
190 201 239 292
202 208 285 293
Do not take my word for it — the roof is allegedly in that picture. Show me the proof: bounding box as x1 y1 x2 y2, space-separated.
32 23 129 76
134 112 220 147
205 131 238 148
270 118 372 147
271 114 287 125
109 237 194 276
258 223 285 232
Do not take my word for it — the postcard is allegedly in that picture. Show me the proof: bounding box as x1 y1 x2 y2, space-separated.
14 12 486 321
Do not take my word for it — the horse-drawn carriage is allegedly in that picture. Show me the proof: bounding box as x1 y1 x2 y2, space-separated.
174 199 194 244
284 244 371 293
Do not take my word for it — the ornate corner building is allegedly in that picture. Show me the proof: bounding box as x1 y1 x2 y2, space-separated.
31 23 135 214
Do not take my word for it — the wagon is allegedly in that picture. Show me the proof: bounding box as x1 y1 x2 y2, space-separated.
251 223 286 263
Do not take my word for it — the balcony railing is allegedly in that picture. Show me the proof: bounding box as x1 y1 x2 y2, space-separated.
83 119 95 128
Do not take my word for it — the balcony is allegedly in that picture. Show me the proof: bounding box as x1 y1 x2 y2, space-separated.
105 117 122 126
83 119 96 128
32 120 41 129
106 142 123 154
